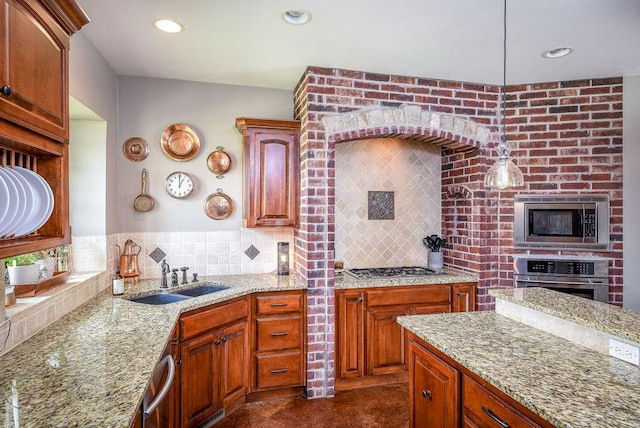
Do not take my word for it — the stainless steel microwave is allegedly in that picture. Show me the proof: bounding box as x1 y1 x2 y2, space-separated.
513 194 610 250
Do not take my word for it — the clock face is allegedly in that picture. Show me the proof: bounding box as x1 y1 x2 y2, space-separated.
165 171 194 199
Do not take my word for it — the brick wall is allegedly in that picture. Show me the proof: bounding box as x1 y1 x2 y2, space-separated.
293 67 623 398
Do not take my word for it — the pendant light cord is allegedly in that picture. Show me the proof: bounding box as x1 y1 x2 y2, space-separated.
501 0 508 150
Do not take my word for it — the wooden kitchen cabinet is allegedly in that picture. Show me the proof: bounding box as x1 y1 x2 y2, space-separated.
250 290 306 400
452 283 476 312
409 338 459 428
337 290 365 379
235 118 300 228
0 0 88 259
336 283 475 390
0 0 87 142
407 333 554 428
179 297 249 427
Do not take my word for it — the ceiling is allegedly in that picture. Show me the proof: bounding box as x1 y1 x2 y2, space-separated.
76 0 640 91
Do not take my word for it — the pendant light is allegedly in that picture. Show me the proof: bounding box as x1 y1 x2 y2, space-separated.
484 0 524 190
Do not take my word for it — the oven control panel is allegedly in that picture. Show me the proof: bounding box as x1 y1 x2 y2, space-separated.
526 260 595 276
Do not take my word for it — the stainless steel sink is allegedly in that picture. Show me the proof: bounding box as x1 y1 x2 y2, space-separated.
173 284 230 297
127 293 191 305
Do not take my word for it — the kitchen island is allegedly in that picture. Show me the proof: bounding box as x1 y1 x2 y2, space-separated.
0 273 305 427
398 288 640 427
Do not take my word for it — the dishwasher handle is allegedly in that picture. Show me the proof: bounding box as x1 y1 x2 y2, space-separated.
143 354 176 418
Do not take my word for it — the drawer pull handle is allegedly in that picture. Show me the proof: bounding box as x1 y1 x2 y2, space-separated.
270 332 288 337
270 368 289 374
421 390 432 399
481 406 509 428
270 303 288 307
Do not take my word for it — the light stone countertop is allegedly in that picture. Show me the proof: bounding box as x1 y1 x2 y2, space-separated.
490 287 640 344
335 268 477 289
0 273 305 427
398 291 640 427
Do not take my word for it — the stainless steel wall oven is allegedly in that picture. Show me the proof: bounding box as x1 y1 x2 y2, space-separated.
513 256 609 303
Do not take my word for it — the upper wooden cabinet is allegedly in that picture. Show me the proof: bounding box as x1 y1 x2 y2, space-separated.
235 118 300 228
0 0 88 259
0 0 88 142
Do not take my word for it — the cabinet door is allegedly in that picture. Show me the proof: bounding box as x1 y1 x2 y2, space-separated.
0 0 69 141
250 129 299 227
337 290 365 378
180 332 219 428
409 339 459 428
453 283 476 313
219 321 249 407
463 376 540 428
366 306 410 375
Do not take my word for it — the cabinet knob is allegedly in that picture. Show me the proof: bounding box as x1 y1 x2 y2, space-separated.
422 390 432 399
358 297 363 303
215 339 221 345
221 336 228 343
456 291 462 296
1 85 12 97
175 359 182 366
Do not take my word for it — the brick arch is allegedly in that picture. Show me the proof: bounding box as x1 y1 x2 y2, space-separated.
321 105 491 151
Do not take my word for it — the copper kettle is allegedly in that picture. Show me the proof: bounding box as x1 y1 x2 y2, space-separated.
116 239 141 283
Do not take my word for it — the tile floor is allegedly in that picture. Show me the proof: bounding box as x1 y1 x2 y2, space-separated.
217 383 409 427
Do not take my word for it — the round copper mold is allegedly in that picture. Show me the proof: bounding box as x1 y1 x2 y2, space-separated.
122 137 150 162
204 189 233 220
160 124 200 162
207 146 232 178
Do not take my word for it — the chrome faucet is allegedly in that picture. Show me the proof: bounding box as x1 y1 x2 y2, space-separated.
160 259 170 288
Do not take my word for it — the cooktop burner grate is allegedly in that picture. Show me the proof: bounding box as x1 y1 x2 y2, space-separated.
345 266 438 279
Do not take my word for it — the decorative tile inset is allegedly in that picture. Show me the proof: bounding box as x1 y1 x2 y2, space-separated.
368 191 395 220
148 247 167 263
244 245 260 260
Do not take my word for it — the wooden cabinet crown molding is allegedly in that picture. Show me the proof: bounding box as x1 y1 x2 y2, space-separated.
39 0 90 34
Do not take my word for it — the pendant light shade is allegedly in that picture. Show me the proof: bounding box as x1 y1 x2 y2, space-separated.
484 142 524 189
484 0 524 190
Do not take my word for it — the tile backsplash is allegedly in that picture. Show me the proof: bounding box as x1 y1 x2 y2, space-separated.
335 137 441 268
72 228 295 279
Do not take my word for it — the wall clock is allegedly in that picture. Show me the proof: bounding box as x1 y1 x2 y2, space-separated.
165 171 194 199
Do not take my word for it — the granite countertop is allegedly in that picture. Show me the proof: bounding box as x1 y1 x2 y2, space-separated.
490 287 640 344
335 268 477 289
0 273 305 427
398 302 640 427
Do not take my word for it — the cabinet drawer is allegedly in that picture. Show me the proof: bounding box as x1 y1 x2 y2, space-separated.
367 286 450 307
255 351 303 389
463 376 540 428
256 316 302 352
180 298 248 340
255 292 303 315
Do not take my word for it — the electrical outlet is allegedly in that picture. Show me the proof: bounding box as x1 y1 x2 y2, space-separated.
609 338 640 365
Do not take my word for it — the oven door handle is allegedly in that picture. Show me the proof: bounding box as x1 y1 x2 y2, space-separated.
518 279 606 286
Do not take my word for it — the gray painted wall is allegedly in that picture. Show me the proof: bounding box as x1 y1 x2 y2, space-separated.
623 76 640 310
69 32 119 235
116 76 293 232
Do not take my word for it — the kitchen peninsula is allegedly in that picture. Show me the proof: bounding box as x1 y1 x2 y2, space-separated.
398 288 640 427
0 273 305 427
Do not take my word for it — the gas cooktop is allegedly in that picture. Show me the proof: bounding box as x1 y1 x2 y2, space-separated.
344 266 439 279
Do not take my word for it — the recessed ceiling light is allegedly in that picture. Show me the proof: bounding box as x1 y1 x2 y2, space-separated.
281 9 312 25
542 46 573 59
153 18 184 33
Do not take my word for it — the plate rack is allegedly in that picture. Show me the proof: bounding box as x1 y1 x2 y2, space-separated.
0 143 70 259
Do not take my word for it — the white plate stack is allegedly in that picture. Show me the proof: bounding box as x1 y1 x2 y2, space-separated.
0 166 54 239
